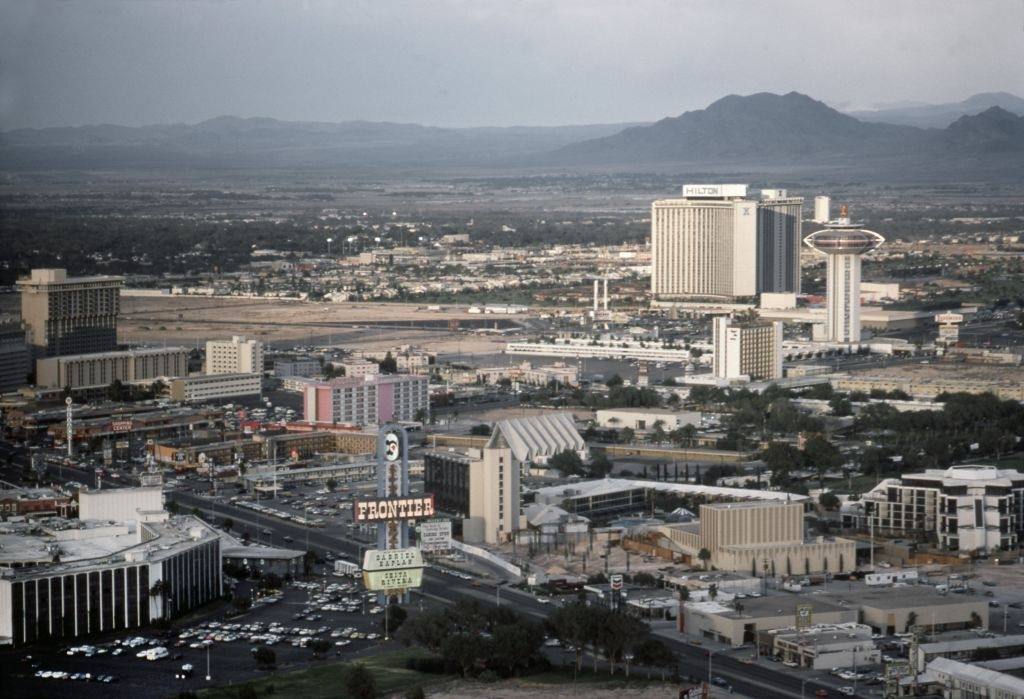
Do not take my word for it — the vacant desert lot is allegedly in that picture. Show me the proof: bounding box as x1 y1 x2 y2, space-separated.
115 295 522 356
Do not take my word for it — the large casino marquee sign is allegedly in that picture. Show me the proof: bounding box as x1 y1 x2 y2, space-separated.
354 494 436 523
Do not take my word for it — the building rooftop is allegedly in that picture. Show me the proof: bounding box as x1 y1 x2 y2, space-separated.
532 477 808 503
919 634 1024 655
691 592 850 620
821 585 978 611
0 515 219 580
924 657 1024 694
488 412 585 464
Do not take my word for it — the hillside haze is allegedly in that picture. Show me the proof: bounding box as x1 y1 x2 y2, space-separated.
2 92 1023 179
848 92 1024 128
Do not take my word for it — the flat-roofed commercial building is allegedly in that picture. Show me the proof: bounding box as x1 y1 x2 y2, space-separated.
827 586 988 636
169 372 262 403
0 515 221 647
36 346 189 390
595 408 701 431
17 268 123 358
662 500 856 576
860 465 1024 553
205 336 263 375
767 622 880 670
684 594 855 646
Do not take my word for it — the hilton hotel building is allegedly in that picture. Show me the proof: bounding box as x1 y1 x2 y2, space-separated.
652 185 804 301
651 184 758 300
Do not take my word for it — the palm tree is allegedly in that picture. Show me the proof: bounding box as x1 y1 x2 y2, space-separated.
698 548 712 570
149 579 172 620
905 611 918 633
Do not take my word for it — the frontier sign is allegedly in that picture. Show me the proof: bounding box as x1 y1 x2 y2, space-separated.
354 495 436 523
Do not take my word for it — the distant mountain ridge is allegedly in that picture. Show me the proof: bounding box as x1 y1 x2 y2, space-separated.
548 93 1024 173
847 92 1024 128
2 92 1023 179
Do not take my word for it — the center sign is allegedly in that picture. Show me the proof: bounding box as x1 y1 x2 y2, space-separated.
354 495 436 523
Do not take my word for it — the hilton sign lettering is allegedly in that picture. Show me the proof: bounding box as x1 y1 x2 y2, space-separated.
354 495 436 523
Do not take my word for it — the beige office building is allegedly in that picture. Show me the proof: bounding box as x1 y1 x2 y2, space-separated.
664 500 856 576
36 347 188 390
169 372 262 403
713 316 783 381
651 184 758 301
205 336 264 375
18 268 123 358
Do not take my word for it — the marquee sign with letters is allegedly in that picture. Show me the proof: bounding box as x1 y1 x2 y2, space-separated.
354 495 436 523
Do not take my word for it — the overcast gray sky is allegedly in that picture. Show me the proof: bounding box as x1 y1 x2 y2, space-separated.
2 0 1022 129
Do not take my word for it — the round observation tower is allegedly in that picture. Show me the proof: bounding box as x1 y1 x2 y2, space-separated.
804 205 884 344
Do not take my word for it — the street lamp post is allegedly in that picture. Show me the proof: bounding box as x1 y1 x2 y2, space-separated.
801 678 808 699
326 237 333 256
205 644 211 681
707 649 713 686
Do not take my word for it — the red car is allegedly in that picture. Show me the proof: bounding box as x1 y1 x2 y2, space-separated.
815 690 829 698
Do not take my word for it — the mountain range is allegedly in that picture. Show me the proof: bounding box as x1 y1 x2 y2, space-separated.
847 92 1024 128
2 91 1023 178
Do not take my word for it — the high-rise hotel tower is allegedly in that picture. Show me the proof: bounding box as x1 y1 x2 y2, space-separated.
651 185 803 301
651 184 757 301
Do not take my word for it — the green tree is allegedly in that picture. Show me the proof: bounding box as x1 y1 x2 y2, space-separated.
222 517 233 532
490 621 544 677
819 492 841 511
803 434 842 488
253 647 276 668
344 664 377 699
379 351 398 374
632 638 675 679
326 478 338 491
441 633 484 677
698 548 712 570
587 453 613 478
620 427 635 444
382 603 407 635
549 449 585 476
547 603 592 670
400 609 450 652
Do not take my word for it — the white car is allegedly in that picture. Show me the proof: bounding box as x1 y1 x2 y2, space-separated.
839 687 855 696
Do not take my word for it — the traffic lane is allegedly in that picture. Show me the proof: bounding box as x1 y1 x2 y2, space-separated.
174 492 866 699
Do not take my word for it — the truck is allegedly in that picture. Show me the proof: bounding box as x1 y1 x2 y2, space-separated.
865 570 919 586
334 559 360 577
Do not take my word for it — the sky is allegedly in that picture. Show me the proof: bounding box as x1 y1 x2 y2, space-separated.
1 0 1023 129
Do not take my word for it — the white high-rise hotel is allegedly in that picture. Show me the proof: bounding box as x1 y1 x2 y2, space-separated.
205 335 264 375
651 184 803 301
804 207 884 344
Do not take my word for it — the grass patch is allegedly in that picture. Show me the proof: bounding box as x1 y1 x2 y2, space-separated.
515 667 668 687
194 648 452 699
821 473 884 494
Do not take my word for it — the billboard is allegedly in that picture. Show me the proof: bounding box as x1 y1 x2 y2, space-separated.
362 546 424 592
418 519 452 553
363 568 423 592
610 574 624 591
110 420 133 433
354 495 436 523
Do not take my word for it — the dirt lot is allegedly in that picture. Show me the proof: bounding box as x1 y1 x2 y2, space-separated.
114 296 522 356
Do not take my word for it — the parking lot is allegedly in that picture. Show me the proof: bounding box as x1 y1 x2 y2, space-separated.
1 573 408 699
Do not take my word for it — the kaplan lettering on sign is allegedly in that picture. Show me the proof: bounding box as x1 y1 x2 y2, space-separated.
354 495 436 523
